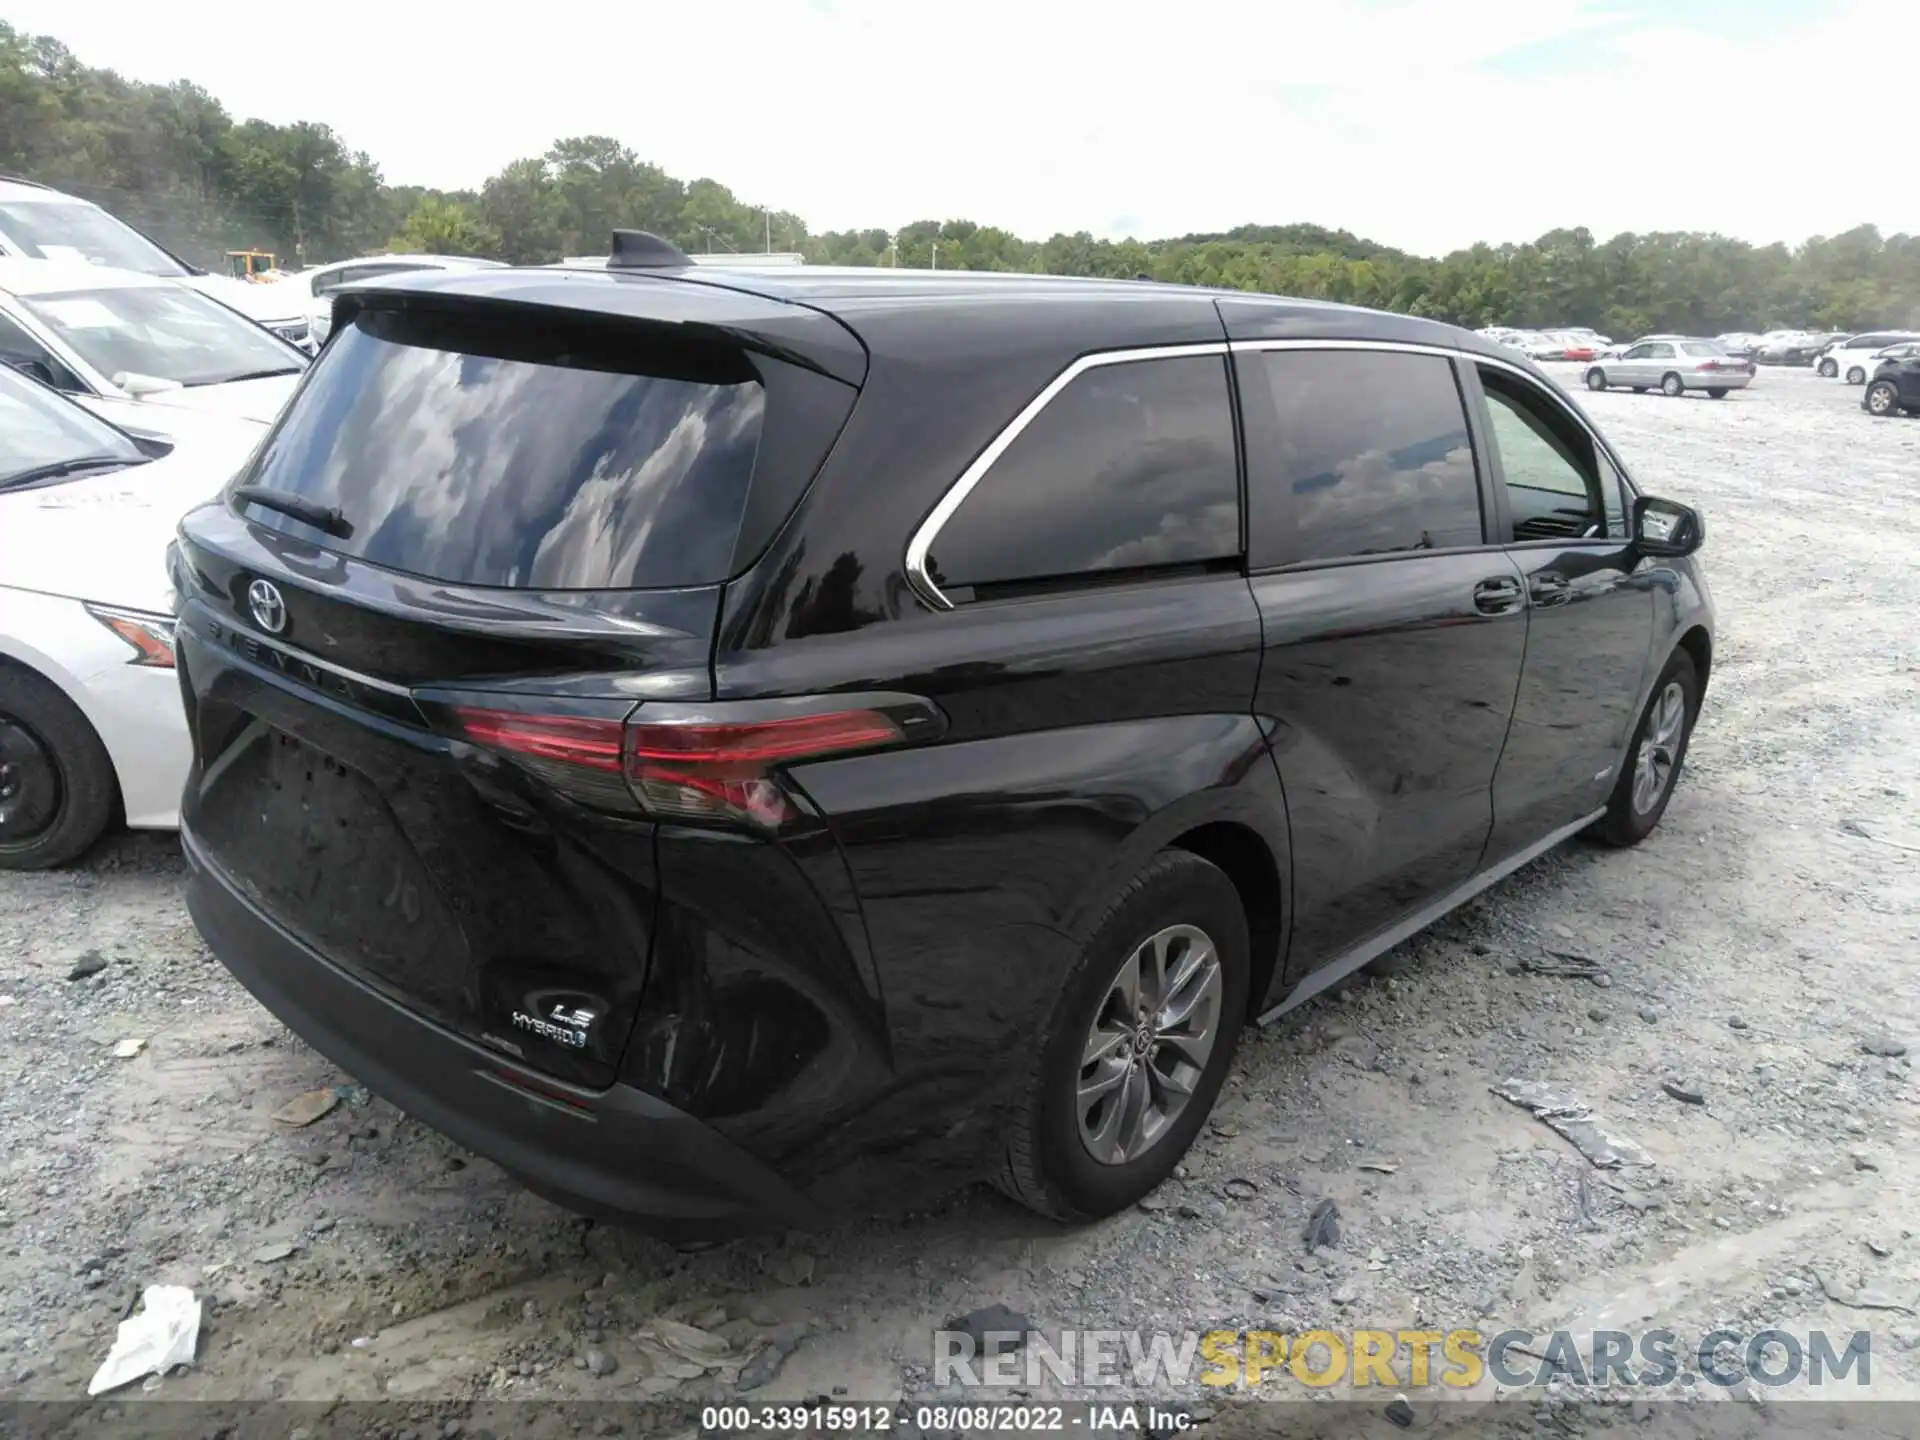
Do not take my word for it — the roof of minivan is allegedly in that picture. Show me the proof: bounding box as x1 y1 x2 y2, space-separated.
350 262 1527 374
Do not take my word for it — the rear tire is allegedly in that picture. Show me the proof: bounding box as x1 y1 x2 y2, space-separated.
0 665 117 871
1707 388 1728 399
1846 367 1867 385
1585 368 1608 391
1817 358 1838 378
995 850 1249 1221
1865 380 1900 417
1660 372 1685 398
1590 649 1698 848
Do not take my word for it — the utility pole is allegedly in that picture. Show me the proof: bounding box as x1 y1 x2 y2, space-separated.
931 242 938 269
764 209 771 254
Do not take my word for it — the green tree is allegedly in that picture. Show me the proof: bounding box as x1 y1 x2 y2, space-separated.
389 197 500 257
3 16 1917 332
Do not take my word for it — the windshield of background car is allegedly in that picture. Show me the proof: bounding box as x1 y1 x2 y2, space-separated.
0 361 145 482
1680 342 1727 357
20 284 306 387
230 305 768 590
0 200 190 276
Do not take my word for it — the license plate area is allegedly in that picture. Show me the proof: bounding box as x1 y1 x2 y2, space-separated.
197 724 475 1026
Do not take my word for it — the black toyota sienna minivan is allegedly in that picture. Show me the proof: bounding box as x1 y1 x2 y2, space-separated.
172 236 1713 1234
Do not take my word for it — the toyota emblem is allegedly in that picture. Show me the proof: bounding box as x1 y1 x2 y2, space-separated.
247 579 288 635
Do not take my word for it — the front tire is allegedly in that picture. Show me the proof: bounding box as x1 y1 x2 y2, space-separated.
1865 380 1900 417
0 665 117 871
995 850 1249 1221
1660 372 1685 398
1591 650 1698 848
1585 368 1608 391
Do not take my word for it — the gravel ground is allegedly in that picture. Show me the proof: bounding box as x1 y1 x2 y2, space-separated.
2 364 1917 1432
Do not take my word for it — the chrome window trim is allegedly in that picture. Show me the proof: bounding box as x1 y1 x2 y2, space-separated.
903 335 1636 612
902 342 1230 611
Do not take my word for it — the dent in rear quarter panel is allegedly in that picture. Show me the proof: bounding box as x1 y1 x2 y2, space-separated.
715 575 1271 1208
634 816 895 1178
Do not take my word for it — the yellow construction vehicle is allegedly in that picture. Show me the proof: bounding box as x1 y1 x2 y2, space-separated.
225 249 279 281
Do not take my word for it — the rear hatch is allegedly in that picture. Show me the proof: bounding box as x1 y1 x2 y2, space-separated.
173 278 862 1088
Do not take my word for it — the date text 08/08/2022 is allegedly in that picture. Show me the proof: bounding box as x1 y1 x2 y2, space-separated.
699 1402 1192 1433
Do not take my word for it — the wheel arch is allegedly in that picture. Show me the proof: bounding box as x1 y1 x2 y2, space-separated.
1169 820 1285 1023
1675 624 1712 700
1059 769 1293 1023
0 638 126 821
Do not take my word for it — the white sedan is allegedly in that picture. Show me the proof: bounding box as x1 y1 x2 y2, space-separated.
0 364 259 868
0 258 307 437
0 176 316 350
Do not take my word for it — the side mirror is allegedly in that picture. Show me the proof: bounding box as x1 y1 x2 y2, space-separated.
1632 495 1705 558
111 371 185 399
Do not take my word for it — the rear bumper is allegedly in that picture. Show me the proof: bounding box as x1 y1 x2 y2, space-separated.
1688 372 1752 390
182 822 829 1237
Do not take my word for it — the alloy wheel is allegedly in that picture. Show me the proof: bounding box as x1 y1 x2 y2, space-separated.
1076 923 1223 1165
1631 681 1687 816
1866 383 1897 416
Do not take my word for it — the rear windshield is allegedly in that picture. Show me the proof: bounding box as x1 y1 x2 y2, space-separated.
231 306 766 589
1679 342 1726 357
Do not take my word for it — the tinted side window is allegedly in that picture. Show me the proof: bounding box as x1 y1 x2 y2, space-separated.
1646 343 1676 359
1477 367 1607 541
1623 345 1651 359
1248 349 1482 566
925 354 1239 596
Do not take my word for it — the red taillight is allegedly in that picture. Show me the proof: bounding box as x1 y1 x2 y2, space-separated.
450 708 626 773
448 704 905 829
626 711 903 827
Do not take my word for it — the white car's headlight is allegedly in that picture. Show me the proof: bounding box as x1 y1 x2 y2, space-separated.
85 604 176 669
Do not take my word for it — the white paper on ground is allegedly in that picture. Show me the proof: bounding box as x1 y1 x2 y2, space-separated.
86 1284 200 1395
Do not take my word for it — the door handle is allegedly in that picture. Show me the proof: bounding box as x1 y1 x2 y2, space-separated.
1473 576 1524 614
1529 572 1571 605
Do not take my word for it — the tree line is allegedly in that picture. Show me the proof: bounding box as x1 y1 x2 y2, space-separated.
5 20 1918 335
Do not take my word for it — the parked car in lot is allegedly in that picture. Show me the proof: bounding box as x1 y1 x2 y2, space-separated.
1715 333 1759 358
1755 331 1841 366
1863 350 1920 417
1515 331 1571 360
0 259 308 435
1817 332 1920 382
289 253 509 347
1598 333 1686 360
0 176 317 351
170 244 1714 1233
0 365 260 868
1584 338 1753 397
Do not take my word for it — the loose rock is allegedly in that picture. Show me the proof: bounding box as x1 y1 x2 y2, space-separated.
1661 1078 1707 1106
946 1304 1032 1356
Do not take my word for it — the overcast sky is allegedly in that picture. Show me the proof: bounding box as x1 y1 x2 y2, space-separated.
13 0 1915 256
